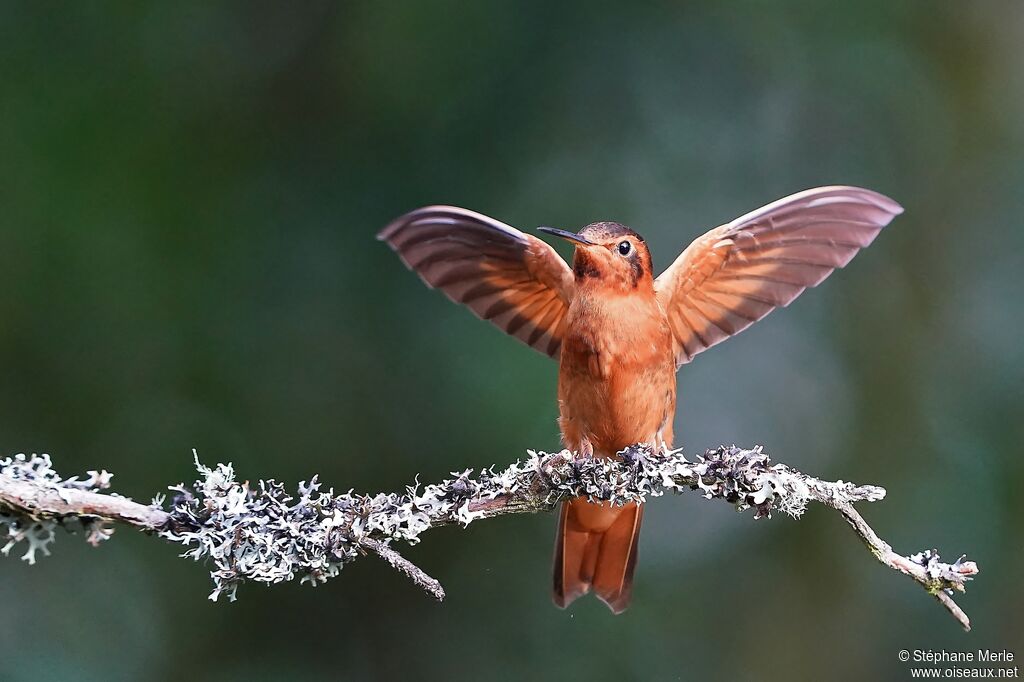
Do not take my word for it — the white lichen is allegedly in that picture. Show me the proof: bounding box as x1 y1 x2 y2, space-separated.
0 453 113 563
0 444 975 624
154 444 868 600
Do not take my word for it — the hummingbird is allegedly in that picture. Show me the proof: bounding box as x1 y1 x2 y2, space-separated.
378 186 902 613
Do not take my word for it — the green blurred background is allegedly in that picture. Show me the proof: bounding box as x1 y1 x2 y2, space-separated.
1 2 1022 680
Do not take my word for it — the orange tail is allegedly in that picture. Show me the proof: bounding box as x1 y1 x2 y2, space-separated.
552 498 643 614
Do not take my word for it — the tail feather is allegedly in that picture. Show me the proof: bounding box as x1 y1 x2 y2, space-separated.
552 499 643 613
592 502 643 612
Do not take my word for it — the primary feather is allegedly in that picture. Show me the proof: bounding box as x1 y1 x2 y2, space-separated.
654 186 903 365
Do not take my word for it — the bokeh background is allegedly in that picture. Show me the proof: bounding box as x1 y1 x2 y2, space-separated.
1 2 1022 680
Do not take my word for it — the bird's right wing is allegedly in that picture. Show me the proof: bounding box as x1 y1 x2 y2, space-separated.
378 206 575 359
654 186 903 366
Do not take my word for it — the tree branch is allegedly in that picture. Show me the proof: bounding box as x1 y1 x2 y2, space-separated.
0 446 978 630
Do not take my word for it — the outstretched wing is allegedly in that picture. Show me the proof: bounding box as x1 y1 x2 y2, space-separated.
654 186 903 366
378 206 575 358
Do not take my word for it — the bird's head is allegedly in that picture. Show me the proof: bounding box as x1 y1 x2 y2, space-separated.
539 222 654 292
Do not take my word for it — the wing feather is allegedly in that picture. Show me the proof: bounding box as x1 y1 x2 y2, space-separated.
379 206 574 358
654 186 902 366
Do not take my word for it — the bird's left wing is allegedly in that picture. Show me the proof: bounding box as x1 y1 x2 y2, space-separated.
654 186 903 366
378 206 575 359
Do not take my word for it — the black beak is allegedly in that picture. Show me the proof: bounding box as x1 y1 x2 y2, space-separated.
537 227 595 246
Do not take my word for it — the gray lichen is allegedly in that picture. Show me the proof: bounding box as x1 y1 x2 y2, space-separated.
0 446 889 600
0 445 976 629
0 453 113 563
911 549 977 595
160 456 358 601
155 445 881 601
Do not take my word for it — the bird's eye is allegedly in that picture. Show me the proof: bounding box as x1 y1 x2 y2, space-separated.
617 240 632 256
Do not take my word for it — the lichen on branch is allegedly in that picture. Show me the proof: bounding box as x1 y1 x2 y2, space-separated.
0 445 978 630
0 453 114 563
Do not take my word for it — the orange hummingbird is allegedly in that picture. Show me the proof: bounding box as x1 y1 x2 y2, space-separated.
378 186 902 613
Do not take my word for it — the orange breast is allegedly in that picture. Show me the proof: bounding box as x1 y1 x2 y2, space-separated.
557 292 677 457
